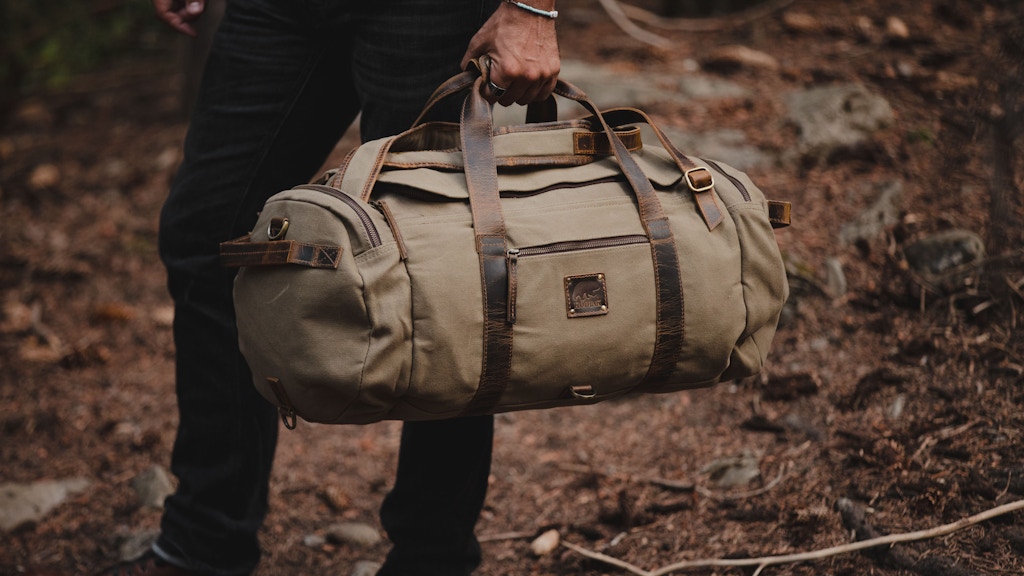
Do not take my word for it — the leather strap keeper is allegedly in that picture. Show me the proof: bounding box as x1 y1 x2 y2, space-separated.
220 236 343 269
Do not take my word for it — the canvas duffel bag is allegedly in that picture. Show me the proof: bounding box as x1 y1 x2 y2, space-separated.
220 71 791 427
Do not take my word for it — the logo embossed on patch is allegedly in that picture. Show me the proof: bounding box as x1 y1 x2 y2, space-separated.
565 274 608 318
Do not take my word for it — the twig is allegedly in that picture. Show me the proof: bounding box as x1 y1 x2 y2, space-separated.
561 499 1024 575
562 540 653 576
696 462 790 502
556 463 694 492
617 0 798 32
594 0 672 49
477 530 536 543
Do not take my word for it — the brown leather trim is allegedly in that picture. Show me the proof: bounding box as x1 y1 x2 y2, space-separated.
381 155 597 171
460 81 514 417
768 200 792 229
573 127 642 155
219 235 342 269
327 148 358 188
465 236 514 415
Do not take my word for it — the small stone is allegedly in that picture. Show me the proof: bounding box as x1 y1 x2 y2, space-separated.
303 534 327 547
154 147 180 171
132 465 176 509
703 45 780 72
701 451 761 488
854 16 875 38
320 484 351 512
823 257 847 298
325 522 382 547
885 16 910 40
28 164 60 190
782 12 822 34
530 529 561 556
151 306 175 327
118 530 160 562
350 561 382 576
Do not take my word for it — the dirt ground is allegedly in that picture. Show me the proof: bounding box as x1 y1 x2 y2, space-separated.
2 0 1023 575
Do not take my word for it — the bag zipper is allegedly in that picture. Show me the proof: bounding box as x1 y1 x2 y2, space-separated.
701 159 750 202
295 184 383 248
506 234 648 323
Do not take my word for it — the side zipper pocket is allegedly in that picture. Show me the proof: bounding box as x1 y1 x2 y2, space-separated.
295 184 383 248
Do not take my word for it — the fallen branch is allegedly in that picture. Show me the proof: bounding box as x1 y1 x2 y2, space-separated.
562 498 1024 576
594 0 672 48
477 530 536 543
556 463 695 492
617 0 797 32
556 461 789 501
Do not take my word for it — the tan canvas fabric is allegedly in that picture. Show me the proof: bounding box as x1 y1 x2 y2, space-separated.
227 107 789 426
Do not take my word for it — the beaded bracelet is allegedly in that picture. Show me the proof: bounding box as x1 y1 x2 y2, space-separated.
505 0 558 19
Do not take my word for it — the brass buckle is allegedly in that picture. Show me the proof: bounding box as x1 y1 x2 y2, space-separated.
684 167 714 193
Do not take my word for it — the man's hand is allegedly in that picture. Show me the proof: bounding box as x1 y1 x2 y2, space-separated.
461 1 560 106
153 0 206 37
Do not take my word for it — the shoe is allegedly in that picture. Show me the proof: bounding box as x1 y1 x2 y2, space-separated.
93 550 195 576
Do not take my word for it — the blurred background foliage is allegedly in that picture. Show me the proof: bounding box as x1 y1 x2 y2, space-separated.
0 0 169 124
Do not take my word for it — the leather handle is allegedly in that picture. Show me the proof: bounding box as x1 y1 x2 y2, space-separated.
411 57 558 128
587 107 724 230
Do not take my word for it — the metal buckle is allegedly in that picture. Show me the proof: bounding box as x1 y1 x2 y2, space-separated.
684 167 714 193
267 217 289 240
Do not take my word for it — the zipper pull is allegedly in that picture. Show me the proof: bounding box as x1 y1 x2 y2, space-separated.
506 248 519 324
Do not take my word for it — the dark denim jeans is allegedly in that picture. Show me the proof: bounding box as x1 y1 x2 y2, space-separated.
155 0 498 574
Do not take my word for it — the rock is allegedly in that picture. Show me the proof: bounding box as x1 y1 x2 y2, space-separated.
0 478 91 531
303 534 327 548
782 12 822 34
903 230 985 290
530 529 561 556
703 45 780 72
28 164 60 190
839 180 904 246
350 561 382 576
823 257 847 297
132 465 175 509
885 16 910 40
784 84 893 161
154 147 180 171
118 529 160 562
151 306 176 328
854 16 876 40
700 450 761 488
325 522 382 547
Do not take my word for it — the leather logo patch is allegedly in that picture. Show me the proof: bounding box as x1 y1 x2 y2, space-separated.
565 274 608 318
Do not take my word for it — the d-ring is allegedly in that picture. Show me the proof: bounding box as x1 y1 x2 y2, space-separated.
267 217 289 240
487 80 507 99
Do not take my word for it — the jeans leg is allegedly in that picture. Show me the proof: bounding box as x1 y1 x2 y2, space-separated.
377 416 495 576
156 0 361 573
